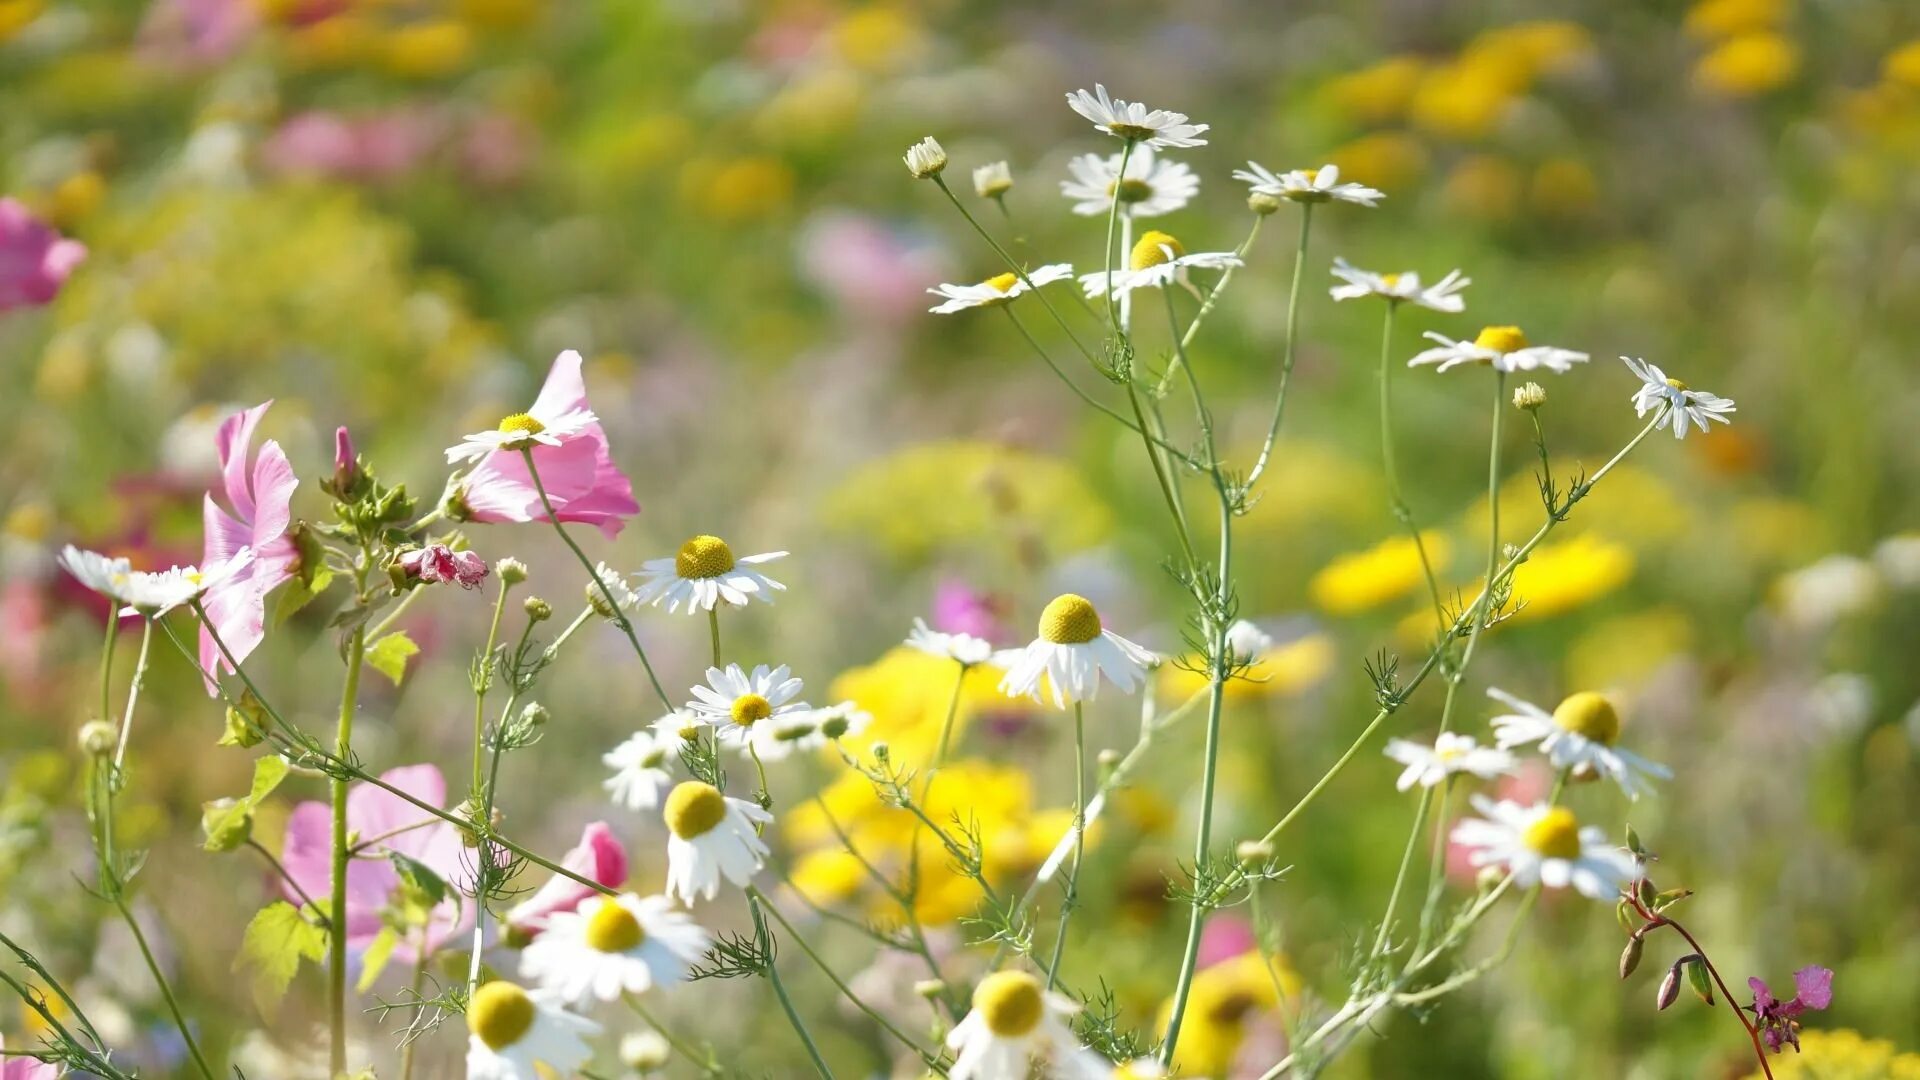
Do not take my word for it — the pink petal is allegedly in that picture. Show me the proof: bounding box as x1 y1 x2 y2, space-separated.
528 349 589 421
504 821 629 937
1792 965 1833 1011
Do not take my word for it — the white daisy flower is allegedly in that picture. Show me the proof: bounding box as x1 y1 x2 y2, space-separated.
587 560 640 613
1223 618 1274 665
1060 145 1198 218
1382 732 1516 791
59 544 256 616
684 663 811 761
1065 84 1209 149
1409 326 1589 375
1329 257 1470 313
1486 688 1672 799
519 893 710 1006
1234 161 1384 207
999 594 1156 709
1620 356 1737 439
602 729 676 811
631 535 786 614
464 980 600 1080
1449 796 1638 900
904 136 948 180
929 264 1076 314
785 700 871 753
662 780 772 904
445 364 599 463
973 160 1013 199
906 617 998 666
947 970 1109 1080
651 709 707 746
1079 230 1241 301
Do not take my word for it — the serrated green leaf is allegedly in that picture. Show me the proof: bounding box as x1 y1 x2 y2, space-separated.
236 901 328 1013
365 632 418 687
201 756 291 852
272 565 333 626
356 927 398 993
388 851 449 906
246 755 290 802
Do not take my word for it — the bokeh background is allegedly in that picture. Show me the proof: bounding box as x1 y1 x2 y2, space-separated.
4 0 1920 1076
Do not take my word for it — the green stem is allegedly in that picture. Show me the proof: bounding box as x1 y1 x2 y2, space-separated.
748 891 836 1078
1377 302 1447 626
931 175 1096 364
112 620 151 774
708 606 722 668
473 581 510 795
116 897 215 1080
329 624 366 1076
1244 204 1315 489
1158 213 1265 396
625 994 723 1076
1099 140 1137 332
1002 307 1200 468
1044 702 1088 990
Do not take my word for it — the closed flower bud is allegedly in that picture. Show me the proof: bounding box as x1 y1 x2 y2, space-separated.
903 136 947 180
1475 865 1506 892
1513 382 1547 411
871 742 890 763
495 557 528 585
1097 748 1122 770
524 596 553 621
1656 966 1682 1011
521 702 549 728
818 714 850 739
1248 191 1283 216
973 161 1013 199
620 1031 672 1071
1236 839 1275 865
1619 934 1645 980
78 720 116 758
913 978 947 1000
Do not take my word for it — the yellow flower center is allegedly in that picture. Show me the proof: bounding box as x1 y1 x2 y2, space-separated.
1521 807 1582 860
1473 326 1529 353
1552 691 1620 745
1038 593 1103 644
1380 272 1402 288
675 535 736 579
973 971 1045 1037
496 413 546 435
663 781 729 840
1109 177 1154 203
467 981 536 1051
584 900 646 953
1434 743 1464 763
1664 376 1690 392
982 272 1020 293
730 693 773 727
1107 122 1156 140
1130 230 1185 271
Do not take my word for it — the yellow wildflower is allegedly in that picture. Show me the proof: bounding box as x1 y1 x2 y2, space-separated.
1411 62 1515 141
1685 0 1792 40
1506 533 1635 622
1158 633 1335 702
1694 32 1801 97
1310 533 1451 616
788 848 869 908
1566 607 1695 690
381 19 474 80
1530 157 1599 219
1745 1029 1920 1079
1443 154 1525 222
1156 952 1298 1078
1328 132 1429 193
832 6 926 73
1322 56 1427 124
0 0 44 42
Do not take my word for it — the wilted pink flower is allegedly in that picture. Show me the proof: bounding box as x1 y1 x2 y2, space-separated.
280 764 476 962
399 544 489 589
456 350 639 538
503 821 629 941
0 1034 59 1080
198 401 298 693
1748 965 1833 1053
0 198 86 313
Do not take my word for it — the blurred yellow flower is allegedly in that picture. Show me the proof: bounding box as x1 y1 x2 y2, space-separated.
1685 0 1792 41
1506 533 1634 622
1323 56 1427 124
1530 157 1599 219
823 441 1113 564
824 645 1013 766
1729 496 1831 564
1464 21 1594 85
1744 1029 1920 1079
833 5 926 73
788 847 869 907
1566 607 1695 690
1884 40 1920 91
754 69 864 146
457 0 542 31
1411 63 1515 141
1310 533 1450 616
1693 32 1801 97
0 0 44 43
1159 633 1336 702
44 171 107 230
282 14 377 69
681 155 796 222
1328 132 1429 192
381 19 475 79
1157 952 1297 1078
1443 154 1525 222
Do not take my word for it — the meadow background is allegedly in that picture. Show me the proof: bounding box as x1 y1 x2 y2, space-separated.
3 0 1920 1076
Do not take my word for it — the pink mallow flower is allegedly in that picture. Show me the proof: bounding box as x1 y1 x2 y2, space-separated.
198 401 298 693
281 764 476 963
0 1034 59 1080
452 350 639 538
1747 964 1834 1053
399 545 489 589
503 821 629 942
0 198 87 313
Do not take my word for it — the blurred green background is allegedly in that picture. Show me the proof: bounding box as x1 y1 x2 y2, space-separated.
4 0 1920 1076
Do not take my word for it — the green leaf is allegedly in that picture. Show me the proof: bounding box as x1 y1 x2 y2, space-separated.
236 901 327 1013
356 927 398 993
365 632 418 687
1684 954 1715 1005
388 851 449 907
272 564 334 626
200 756 291 852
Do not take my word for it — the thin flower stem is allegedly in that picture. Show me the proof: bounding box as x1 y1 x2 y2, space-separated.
1125 379 1201 568
1245 204 1315 490
111 619 152 774
624 994 724 1076
1101 139 1138 334
1654 918 1775 1080
114 897 216 1080
932 661 967 767
747 890 836 1079
1002 307 1201 469
1377 302 1447 627
329 622 366 1076
472 581 510 795
1370 784 1437 961
245 838 328 926
1044 702 1087 991
1158 213 1265 396
397 939 430 1080
517 448 673 710
931 175 1096 365
366 583 425 641
707 606 721 668
96 611 116 734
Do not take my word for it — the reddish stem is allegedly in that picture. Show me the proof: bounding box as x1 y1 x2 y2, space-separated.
1631 895 1774 1080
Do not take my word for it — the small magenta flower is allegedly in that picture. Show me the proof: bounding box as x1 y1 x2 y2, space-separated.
1747 965 1833 1053
400 544 489 589
332 425 361 493
0 197 87 313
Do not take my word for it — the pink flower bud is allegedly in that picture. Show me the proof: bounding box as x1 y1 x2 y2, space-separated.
332 425 360 492
399 545 490 589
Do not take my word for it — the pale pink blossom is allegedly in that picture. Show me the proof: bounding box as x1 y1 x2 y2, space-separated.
0 1034 59 1080
504 821 629 940
197 401 298 693
456 351 639 538
400 545 489 589
0 198 86 313
280 764 476 963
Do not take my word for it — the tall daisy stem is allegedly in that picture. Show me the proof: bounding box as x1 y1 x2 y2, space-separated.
328 623 365 1076
1044 702 1088 991
1377 302 1447 625
1244 203 1315 490
473 580 510 795
747 890 836 1079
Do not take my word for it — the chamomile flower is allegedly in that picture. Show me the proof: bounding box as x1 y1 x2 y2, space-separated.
587 560 639 614
651 710 706 746
1065 84 1209 149
685 664 810 761
973 161 1013 199
929 265 1076 314
661 781 772 903
1450 797 1637 900
446 398 598 464
464 980 599 1080
1234 161 1384 207
1079 230 1241 301
999 593 1157 708
792 700 872 750
1329 257 1471 312
904 136 947 179
602 729 676 811
519 893 710 1005
1487 688 1672 799
907 617 998 666
1383 732 1516 791
631 535 786 614
947 970 1109 1080
1620 356 1737 439
1409 326 1589 375
59 544 256 616
1060 145 1199 218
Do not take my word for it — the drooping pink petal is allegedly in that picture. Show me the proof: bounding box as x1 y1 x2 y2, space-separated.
504 821 629 939
197 402 299 693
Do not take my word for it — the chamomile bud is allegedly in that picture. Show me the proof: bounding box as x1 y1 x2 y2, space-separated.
496 557 528 586
78 720 116 758
620 1030 672 1071
871 742 890 763
1248 190 1283 216
1513 382 1547 411
1236 839 1275 865
521 702 550 728
524 595 553 622
914 978 948 1000
973 160 1013 199
904 136 947 180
